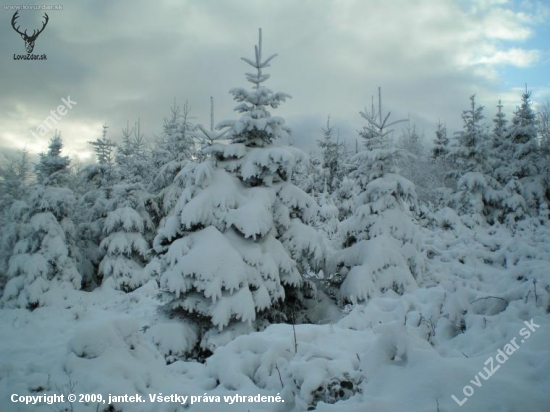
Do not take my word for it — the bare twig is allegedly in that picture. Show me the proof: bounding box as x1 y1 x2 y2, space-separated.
275 364 284 388
470 296 507 304
291 303 298 354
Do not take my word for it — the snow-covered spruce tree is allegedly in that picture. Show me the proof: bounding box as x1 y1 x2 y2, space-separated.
500 177 527 226
333 175 357 220
151 29 326 355
448 95 489 176
398 120 442 204
432 121 449 160
0 149 32 289
429 121 454 206
3 135 82 309
0 201 28 297
88 124 117 166
335 89 424 302
74 182 107 290
398 119 423 157
510 89 538 178
493 100 508 150
316 189 341 248
73 126 122 290
76 123 155 292
35 131 71 187
79 125 120 198
150 100 196 193
317 116 347 194
448 95 502 225
509 88 545 215
540 100 550 142
193 97 231 155
149 100 199 232
539 100 550 158
539 101 550 206
0 148 31 213
292 151 324 197
491 100 513 185
98 182 153 292
116 120 152 184
100 122 156 291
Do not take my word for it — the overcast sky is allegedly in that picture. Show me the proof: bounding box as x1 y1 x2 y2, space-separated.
1 0 549 162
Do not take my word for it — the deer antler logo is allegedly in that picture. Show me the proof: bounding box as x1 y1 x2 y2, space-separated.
11 11 49 54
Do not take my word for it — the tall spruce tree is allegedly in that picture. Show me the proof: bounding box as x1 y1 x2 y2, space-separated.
398 120 441 204
432 121 449 160
449 95 489 175
491 100 512 184
116 120 151 184
88 124 117 166
149 101 198 230
74 126 122 290
0 149 32 293
510 89 538 179
149 29 326 356
3 135 82 308
449 95 502 225
508 88 545 215
336 89 424 302
35 132 71 187
539 101 550 205
98 183 153 292
317 116 346 193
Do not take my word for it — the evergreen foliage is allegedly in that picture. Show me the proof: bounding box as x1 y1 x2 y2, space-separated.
150 29 326 355
336 89 424 302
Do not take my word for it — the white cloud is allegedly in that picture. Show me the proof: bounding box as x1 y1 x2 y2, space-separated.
470 48 540 67
0 0 548 159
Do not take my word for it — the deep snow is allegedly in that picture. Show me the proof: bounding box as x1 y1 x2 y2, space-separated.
1 218 549 412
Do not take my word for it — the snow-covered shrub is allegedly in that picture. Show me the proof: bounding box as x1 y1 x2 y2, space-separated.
147 321 198 364
65 316 168 411
453 172 502 227
435 207 464 231
207 323 365 410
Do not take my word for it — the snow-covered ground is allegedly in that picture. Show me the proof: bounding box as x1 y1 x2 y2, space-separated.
1 218 549 412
